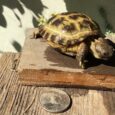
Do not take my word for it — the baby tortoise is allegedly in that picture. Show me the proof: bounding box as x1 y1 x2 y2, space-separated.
34 12 114 69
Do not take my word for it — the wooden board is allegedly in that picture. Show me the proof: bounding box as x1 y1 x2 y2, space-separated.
18 28 115 90
0 53 115 115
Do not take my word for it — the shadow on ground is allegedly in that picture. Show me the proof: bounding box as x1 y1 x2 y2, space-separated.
44 46 79 69
64 0 115 32
45 46 115 75
0 0 46 52
0 0 46 27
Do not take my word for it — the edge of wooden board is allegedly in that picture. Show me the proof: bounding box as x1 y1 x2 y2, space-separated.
18 69 115 90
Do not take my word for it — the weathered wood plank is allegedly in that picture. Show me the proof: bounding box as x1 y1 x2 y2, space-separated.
0 53 19 115
0 53 115 115
18 28 115 89
19 69 115 89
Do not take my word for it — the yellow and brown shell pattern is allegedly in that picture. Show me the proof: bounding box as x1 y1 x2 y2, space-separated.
39 12 101 47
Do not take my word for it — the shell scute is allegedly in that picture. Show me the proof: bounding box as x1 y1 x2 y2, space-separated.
40 12 101 46
51 17 64 26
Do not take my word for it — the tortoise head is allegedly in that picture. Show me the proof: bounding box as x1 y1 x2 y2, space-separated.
90 37 114 60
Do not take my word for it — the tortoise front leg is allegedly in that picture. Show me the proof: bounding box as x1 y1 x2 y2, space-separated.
47 40 88 69
76 42 88 69
65 42 88 69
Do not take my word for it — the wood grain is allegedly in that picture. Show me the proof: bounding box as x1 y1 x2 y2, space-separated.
19 69 115 90
0 53 115 115
18 28 115 90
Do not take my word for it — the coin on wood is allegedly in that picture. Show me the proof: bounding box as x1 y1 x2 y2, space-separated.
39 88 71 113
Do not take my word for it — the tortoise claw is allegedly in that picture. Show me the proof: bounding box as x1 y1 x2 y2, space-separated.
79 61 86 69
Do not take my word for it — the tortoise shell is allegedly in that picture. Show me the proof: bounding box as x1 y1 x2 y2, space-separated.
39 12 102 46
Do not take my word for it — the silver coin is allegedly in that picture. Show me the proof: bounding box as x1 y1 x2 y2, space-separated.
39 88 71 113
